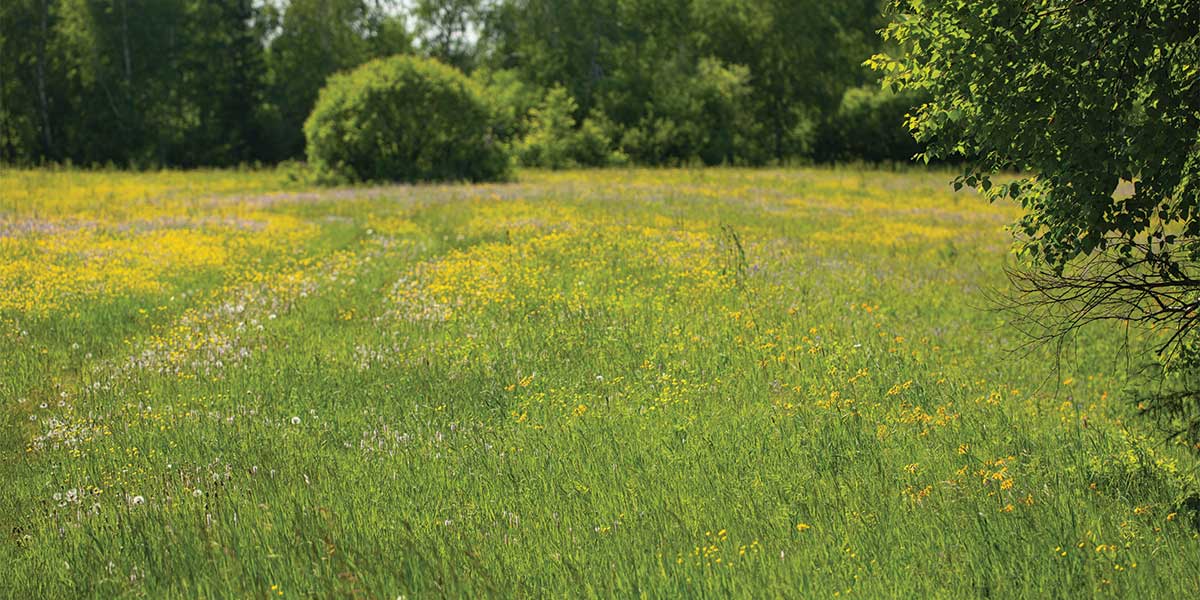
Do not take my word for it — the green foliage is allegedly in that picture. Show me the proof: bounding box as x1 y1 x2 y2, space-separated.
692 58 770 166
872 0 1200 270
874 0 1200 444
691 0 882 159
413 0 481 71
816 85 924 163
1 0 901 167
518 87 578 169
516 86 623 169
470 67 543 143
304 55 510 183
0 0 271 167
264 0 413 160
489 0 879 165
618 58 767 166
0 2 42 163
576 114 626 167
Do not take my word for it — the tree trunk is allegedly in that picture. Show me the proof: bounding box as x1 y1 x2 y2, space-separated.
121 0 132 86
35 0 54 158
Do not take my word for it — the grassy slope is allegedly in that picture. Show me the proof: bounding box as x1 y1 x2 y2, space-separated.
1 167 1198 598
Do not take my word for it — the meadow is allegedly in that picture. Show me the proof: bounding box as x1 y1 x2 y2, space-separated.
1 167 1198 598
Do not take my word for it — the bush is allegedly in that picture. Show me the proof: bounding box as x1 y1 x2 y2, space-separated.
815 86 924 163
517 86 623 169
471 68 544 144
615 58 767 166
304 55 510 183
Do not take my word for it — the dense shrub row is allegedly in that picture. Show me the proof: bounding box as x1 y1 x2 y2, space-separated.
309 57 923 183
3 0 918 176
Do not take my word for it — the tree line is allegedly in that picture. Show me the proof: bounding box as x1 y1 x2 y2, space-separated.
0 0 920 168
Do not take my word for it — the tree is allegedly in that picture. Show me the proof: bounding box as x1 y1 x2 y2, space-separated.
54 0 192 165
0 0 50 163
45 0 275 166
413 0 483 71
483 0 883 164
616 57 764 165
264 0 411 159
873 0 1200 444
694 0 882 160
482 0 621 118
174 0 268 165
0 0 912 167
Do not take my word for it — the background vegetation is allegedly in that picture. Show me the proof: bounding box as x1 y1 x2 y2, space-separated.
0 0 912 169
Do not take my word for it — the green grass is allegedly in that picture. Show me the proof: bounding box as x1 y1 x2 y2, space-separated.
2 167 1198 598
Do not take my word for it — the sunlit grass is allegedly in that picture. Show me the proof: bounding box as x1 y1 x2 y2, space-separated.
2 167 1198 598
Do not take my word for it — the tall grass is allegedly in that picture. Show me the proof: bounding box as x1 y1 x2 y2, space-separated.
2 167 1197 597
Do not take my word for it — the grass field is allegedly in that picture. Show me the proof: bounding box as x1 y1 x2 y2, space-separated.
2 167 1198 598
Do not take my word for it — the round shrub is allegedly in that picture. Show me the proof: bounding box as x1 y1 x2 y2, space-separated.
304 55 510 183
